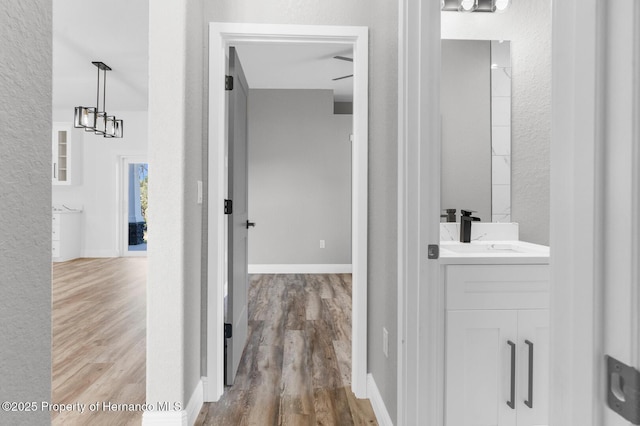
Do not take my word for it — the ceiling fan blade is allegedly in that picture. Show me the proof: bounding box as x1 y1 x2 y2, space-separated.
332 74 354 81
333 55 354 62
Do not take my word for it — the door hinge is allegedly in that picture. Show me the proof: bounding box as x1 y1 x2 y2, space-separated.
224 199 232 215
225 75 233 91
606 355 640 424
224 323 232 338
428 244 439 260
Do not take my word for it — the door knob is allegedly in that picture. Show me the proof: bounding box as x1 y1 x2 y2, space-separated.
246 220 255 229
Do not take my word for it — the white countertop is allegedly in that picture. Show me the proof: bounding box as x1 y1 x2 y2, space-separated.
439 240 550 265
52 205 83 214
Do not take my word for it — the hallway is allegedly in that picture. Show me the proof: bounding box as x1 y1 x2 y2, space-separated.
52 258 146 425
196 274 377 425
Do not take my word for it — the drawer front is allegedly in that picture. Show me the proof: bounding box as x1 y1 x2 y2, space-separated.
446 264 550 310
52 241 60 258
52 214 61 237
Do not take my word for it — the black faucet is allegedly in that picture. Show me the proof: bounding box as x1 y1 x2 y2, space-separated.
460 210 481 243
440 208 457 223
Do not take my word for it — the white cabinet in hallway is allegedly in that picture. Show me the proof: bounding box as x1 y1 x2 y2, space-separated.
52 210 82 262
444 264 550 426
52 123 72 185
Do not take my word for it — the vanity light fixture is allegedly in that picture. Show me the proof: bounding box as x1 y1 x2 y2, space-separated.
441 0 511 12
74 61 123 138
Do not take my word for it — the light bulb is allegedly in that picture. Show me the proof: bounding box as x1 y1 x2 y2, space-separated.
459 0 478 12
495 0 510 12
105 116 116 137
114 120 123 138
94 112 107 134
74 106 97 130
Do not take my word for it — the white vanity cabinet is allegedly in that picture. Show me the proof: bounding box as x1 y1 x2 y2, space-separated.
444 264 550 426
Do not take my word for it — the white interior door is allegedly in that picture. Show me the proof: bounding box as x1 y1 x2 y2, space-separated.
225 46 250 386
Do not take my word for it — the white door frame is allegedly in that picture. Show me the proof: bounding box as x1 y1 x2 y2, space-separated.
549 1 640 425
206 22 369 401
398 1 640 425
548 1 605 423
118 155 148 258
397 1 443 424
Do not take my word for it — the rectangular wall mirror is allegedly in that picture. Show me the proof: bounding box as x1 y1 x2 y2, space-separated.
441 39 511 223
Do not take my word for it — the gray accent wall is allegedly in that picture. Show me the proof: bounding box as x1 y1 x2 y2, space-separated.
442 0 552 245
248 89 352 265
0 1 52 425
441 40 492 223
205 2 399 421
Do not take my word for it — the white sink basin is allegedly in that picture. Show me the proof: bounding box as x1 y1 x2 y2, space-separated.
440 240 550 262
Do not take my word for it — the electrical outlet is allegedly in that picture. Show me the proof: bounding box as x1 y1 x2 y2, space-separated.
320 239 325 249
383 327 389 358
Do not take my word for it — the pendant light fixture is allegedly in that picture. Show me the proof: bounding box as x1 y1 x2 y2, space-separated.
441 0 511 12
74 61 123 138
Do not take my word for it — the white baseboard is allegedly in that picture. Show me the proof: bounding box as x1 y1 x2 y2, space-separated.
140 379 203 425
248 264 352 274
186 379 204 425
367 373 394 426
141 409 188 425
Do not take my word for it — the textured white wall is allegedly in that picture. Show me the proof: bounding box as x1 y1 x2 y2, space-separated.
52 110 148 257
146 0 188 415
442 0 552 245
248 89 352 265
0 1 52 425
204 2 399 420
147 0 206 416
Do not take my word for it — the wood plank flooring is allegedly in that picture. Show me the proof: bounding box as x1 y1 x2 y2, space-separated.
52 258 147 425
196 274 378 426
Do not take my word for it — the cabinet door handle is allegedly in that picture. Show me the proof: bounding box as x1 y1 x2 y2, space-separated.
53 163 57 179
525 340 534 408
507 340 516 409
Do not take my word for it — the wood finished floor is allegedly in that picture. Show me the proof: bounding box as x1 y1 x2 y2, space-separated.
196 274 378 426
52 257 147 425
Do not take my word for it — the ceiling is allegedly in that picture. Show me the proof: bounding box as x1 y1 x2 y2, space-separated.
53 2 354 112
52 0 149 111
235 43 354 102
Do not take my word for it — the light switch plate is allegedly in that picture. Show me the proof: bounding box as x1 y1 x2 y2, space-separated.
197 180 203 204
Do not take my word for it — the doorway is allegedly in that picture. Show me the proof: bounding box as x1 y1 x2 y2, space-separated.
206 23 369 401
399 1 640 425
224 45 355 388
120 156 148 257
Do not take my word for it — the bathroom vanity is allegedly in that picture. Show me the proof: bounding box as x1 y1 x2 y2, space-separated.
440 224 550 426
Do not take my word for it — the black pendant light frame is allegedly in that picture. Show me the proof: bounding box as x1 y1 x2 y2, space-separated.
74 61 123 138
